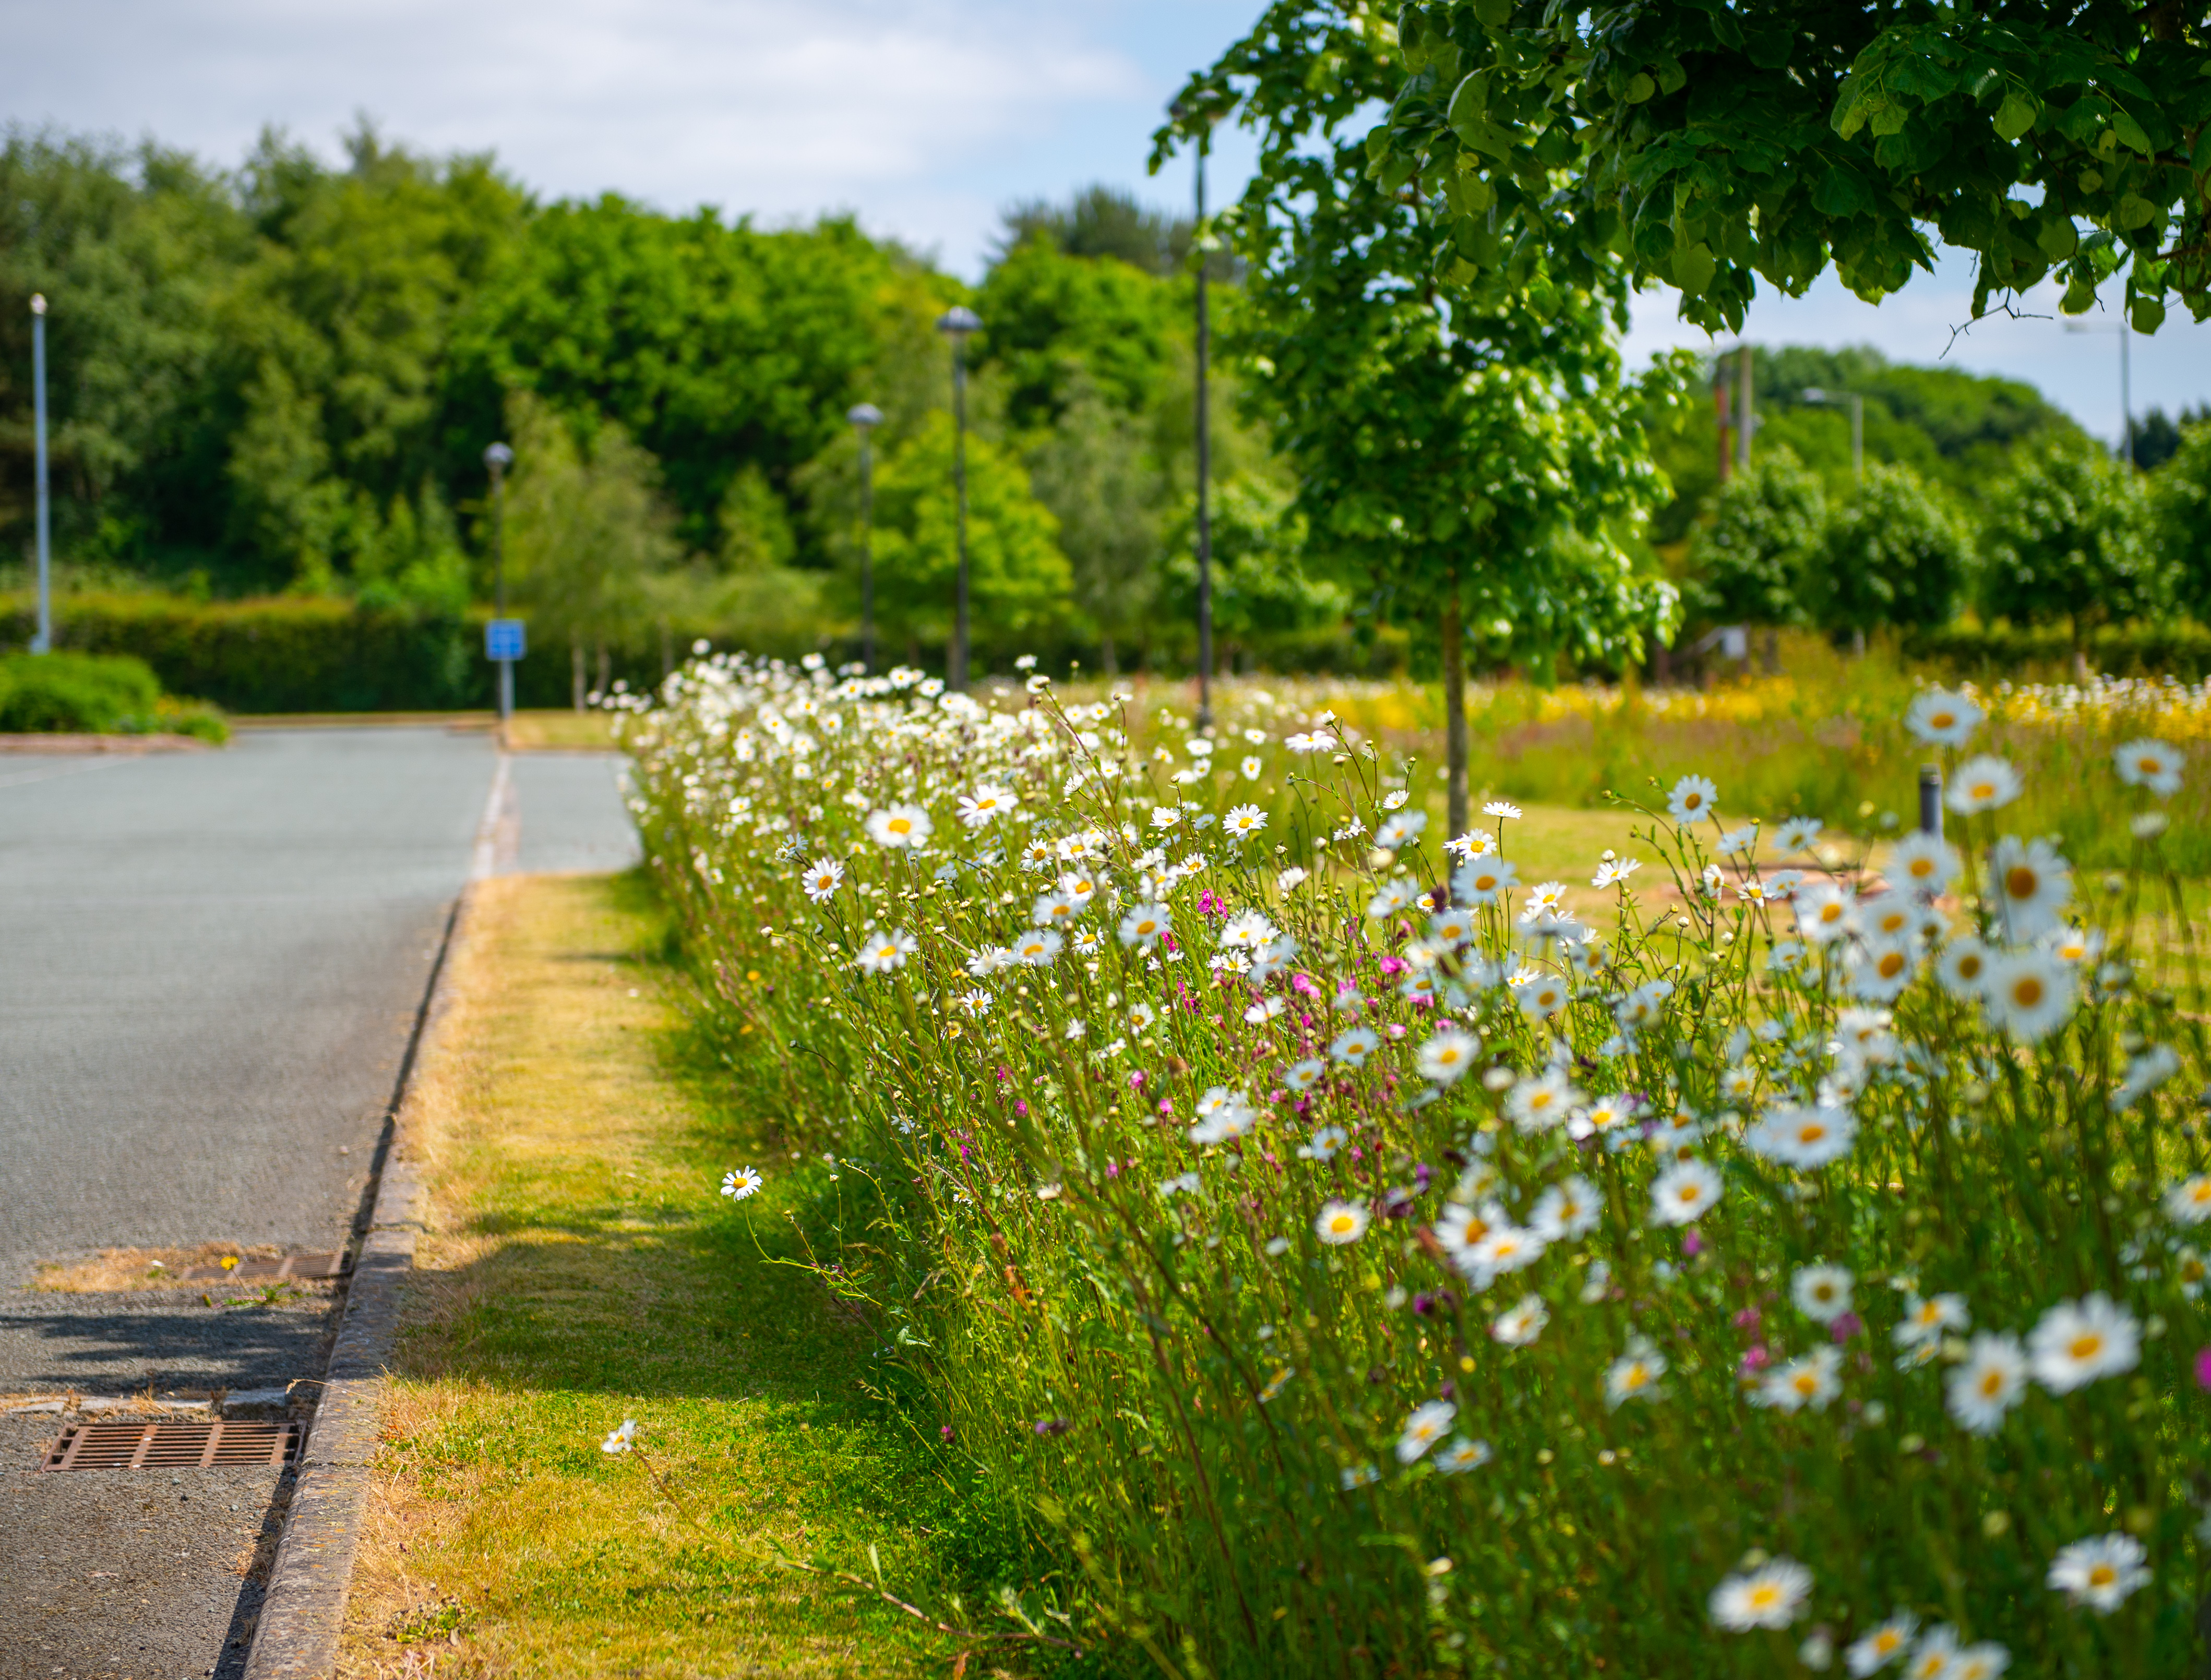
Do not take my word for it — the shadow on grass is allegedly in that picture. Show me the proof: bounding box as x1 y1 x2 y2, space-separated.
354 869 1100 1677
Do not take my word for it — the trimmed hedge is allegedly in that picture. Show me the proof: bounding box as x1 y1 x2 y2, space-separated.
1904 617 2211 681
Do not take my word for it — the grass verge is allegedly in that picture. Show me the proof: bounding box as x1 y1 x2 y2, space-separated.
339 871 1026 1678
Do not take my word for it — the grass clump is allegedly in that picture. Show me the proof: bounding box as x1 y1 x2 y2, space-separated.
340 872 1045 1679
617 654 2211 1678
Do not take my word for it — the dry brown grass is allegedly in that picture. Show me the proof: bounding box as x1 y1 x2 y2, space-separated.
28 1242 298 1292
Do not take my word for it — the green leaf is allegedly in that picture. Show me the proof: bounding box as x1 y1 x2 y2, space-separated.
2111 109 2154 154
1671 239 1717 296
1993 90 2038 141
1470 0 1510 28
1624 73 1656 105
1870 98 1911 139
2116 195 2157 230
2036 215 2079 262
2130 295 2167 333
2060 274 2100 315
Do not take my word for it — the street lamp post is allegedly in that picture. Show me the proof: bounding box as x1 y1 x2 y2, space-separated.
2064 318 2133 465
847 403 882 674
1800 387 1863 482
30 294 51 655
484 441 515 722
935 306 981 691
1172 97 1216 731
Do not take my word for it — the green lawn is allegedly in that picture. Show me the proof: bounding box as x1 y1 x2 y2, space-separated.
341 873 1033 1678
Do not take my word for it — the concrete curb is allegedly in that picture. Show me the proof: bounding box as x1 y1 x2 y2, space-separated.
242 754 505 1679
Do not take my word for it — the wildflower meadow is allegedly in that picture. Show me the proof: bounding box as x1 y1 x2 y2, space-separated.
615 653 2209 1678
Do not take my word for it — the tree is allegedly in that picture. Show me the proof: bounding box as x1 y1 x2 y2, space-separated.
1818 463 1970 640
1024 379 1164 675
2148 418 2211 620
976 236 1181 433
865 411 1069 665
2132 404 2211 471
995 185 1191 277
500 391 682 689
1980 437 2160 667
1157 472 1347 667
1363 4 2211 335
1688 448 1825 633
1161 2 1683 837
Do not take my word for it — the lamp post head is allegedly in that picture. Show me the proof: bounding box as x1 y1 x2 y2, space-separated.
846 402 883 430
30 294 45 316
484 441 513 473
935 305 982 343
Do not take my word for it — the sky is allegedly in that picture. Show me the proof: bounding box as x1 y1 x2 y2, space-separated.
7 0 2209 445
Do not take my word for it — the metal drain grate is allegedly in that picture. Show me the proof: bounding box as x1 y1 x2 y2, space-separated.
182 1251 349 1282
41 1420 303 1472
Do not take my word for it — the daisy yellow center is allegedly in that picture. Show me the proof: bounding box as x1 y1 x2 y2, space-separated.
2088 1564 2116 1588
1684 794 1705 811
1623 1365 1647 1389
1475 873 1497 891
2069 1331 2104 1361
1677 1185 1700 1204
889 818 912 834
1909 859 1935 879
1874 1630 1904 1654
2005 865 2038 898
1958 955 1984 979
1799 1123 1827 1144
1931 711 1956 730
1791 1373 1818 1395
1328 1215 1356 1234
1979 1370 2004 1397
1819 903 1844 923
2138 756 2160 774
1970 780 1996 800
2013 976 2046 1007
1747 1583 1779 1608
1878 952 1906 978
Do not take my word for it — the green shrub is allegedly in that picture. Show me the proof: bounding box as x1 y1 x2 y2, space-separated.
0 652 162 731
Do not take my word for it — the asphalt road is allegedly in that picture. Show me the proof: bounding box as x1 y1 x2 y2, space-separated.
0 725 638 1679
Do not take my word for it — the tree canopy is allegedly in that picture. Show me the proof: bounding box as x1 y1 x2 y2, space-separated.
1352 1 2211 333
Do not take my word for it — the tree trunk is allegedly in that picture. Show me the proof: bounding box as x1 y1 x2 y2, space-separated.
1442 563 1469 843
571 638 585 711
596 642 610 697
1653 638 1671 686
1762 627 1779 674
1101 630 1119 678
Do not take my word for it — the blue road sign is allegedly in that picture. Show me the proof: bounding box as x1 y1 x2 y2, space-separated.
485 618 527 661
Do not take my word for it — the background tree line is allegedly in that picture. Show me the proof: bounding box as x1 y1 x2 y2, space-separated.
3 117 2208 687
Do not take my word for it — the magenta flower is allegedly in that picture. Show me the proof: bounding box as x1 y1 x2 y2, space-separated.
1681 1229 1705 1257
1828 1311 1864 1343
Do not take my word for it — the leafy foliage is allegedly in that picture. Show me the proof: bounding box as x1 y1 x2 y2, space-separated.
1819 463 1972 637
2149 419 2211 619
1688 448 1826 629
1981 437 2160 640
1362 0 2211 333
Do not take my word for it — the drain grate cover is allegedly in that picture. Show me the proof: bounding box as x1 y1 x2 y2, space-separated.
182 1251 349 1282
42 1420 304 1472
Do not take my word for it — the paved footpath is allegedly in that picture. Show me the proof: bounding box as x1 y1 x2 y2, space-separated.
0 726 637 1680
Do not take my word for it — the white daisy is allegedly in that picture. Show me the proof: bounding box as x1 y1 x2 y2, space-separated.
1282 1058 1326 1093
957 784 1019 827
1845 1611 1918 1675
856 928 917 974
1650 1158 1722 1226
1935 937 1993 999
1604 1338 1668 1408
601 1418 638 1455
1220 909 1280 950
1944 1333 2028 1434
2027 1293 2139 1393
1756 1346 1843 1413
1394 1399 1456 1463
1118 903 1171 948
1434 1436 1492 1473
720 1166 765 1201
1011 929 1063 967
1455 857 1519 905
2113 1044 2181 1111
1945 755 2021 815
1377 811 1428 849
1416 1029 1478 1085
1314 1199 1369 1245
2164 1174 2211 1226
1517 973 1569 1019
1708 1556 1812 1630
1224 803 1267 837
1774 816 1824 854
1893 1292 1969 1351
1906 688 1983 747
1795 882 1855 944
2112 738 2182 799
1990 835 2073 941
1430 906 1476 944
1529 1176 1602 1242
1667 775 1719 823
1298 1123 1348 1161
1982 949 2075 1042
1490 1292 1548 1346
1330 1027 1381 1067
1508 1069 1581 1133
1792 1264 1855 1324
1483 800 1522 819
1367 877 1418 919
800 857 845 901
1886 832 1959 896
866 804 934 849
2047 1532 2150 1613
